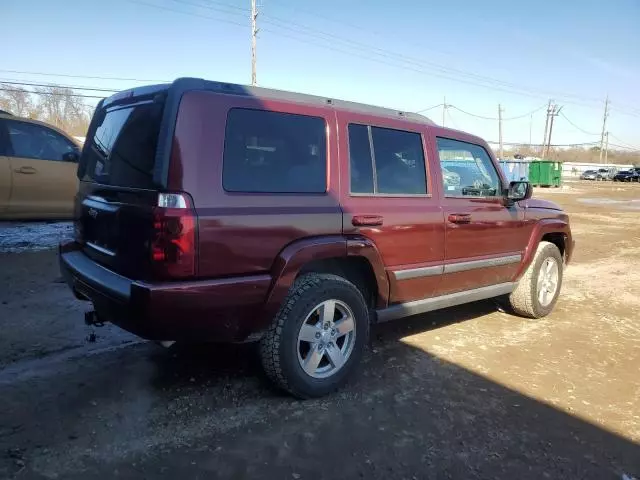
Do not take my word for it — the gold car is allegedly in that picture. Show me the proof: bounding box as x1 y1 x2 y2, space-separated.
0 111 81 220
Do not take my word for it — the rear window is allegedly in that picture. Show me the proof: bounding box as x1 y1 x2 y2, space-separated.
222 108 327 193
81 101 163 189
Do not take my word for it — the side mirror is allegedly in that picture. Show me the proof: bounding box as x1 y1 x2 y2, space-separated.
62 151 80 163
505 180 532 202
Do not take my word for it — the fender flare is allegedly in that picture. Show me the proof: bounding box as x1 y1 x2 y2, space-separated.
259 235 390 330
513 219 573 280
345 235 390 308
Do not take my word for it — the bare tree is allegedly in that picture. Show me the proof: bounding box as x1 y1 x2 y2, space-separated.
34 86 91 136
0 84 39 117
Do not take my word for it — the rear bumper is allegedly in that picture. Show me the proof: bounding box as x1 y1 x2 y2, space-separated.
59 244 272 342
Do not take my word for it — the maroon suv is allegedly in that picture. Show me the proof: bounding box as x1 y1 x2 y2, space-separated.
60 78 574 398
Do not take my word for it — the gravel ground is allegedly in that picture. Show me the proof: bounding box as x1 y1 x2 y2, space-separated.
0 181 639 479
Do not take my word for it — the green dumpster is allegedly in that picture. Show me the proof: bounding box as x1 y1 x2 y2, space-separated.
529 160 562 187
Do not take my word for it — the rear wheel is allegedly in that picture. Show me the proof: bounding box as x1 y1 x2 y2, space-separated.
259 273 369 398
508 241 563 319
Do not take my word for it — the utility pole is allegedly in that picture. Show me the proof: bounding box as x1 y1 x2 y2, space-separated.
546 104 563 159
529 113 533 152
251 0 258 86
498 104 504 159
598 96 609 163
541 100 552 158
604 131 609 164
442 96 447 127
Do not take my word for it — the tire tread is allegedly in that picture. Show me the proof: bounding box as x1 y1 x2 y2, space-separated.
259 273 367 398
509 241 562 319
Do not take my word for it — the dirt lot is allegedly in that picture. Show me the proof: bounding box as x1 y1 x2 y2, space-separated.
0 181 639 479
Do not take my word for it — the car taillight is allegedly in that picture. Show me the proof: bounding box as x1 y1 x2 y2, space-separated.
151 192 197 279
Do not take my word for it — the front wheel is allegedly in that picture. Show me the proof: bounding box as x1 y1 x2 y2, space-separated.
259 273 369 398
508 241 563 319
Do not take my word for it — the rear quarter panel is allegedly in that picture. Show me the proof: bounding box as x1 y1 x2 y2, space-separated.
170 91 342 278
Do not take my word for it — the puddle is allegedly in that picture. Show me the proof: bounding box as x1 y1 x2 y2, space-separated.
0 222 73 253
577 198 640 210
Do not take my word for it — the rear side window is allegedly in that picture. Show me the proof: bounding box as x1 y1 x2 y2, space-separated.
81 101 163 189
348 124 427 195
4 120 77 161
223 108 327 193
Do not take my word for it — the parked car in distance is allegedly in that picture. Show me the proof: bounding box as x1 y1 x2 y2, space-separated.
60 78 575 399
0 110 81 219
613 169 640 182
596 167 616 180
580 169 599 180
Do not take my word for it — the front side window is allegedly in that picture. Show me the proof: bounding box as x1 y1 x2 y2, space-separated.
6 120 77 162
436 137 502 197
348 124 427 195
223 109 327 193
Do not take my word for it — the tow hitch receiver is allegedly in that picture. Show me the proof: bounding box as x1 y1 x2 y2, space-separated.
84 310 105 327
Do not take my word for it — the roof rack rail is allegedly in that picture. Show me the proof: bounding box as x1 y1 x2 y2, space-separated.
0 109 13 116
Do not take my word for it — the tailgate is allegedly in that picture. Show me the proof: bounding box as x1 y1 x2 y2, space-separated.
76 88 167 280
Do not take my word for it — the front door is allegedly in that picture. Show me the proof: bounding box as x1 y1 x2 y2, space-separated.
338 111 445 305
4 119 79 218
432 134 528 295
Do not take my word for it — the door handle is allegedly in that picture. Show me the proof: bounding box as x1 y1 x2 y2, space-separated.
15 166 37 175
448 213 472 224
352 215 384 227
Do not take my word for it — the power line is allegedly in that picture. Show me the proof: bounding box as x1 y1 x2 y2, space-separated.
608 134 640 151
502 103 548 120
0 80 119 93
449 105 498 120
487 140 599 147
0 87 105 99
558 111 599 136
446 109 459 129
0 68 168 83
4 0 640 117
416 103 443 113
449 103 547 121
128 0 248 26
132 0 638 112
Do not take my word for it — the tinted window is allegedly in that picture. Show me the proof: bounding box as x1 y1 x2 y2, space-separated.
5 120 77 161
223 109 327 193
348 124 427 195
81 101 163 188
436 137 502 197
348 124 374 194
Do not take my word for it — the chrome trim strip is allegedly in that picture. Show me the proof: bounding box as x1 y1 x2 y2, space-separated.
443 254 521 274
376 282 516 323
394 265 444 281
393 254 522 280
86 242 116 257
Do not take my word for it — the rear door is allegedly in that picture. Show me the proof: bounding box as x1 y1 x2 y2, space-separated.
337 112 445 304
76 93 166 280
4 119 79 218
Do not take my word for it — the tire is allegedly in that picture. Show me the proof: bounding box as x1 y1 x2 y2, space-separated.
259 273 370 399
508 241 563 319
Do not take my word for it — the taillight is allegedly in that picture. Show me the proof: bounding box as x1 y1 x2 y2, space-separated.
151 192 197 279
